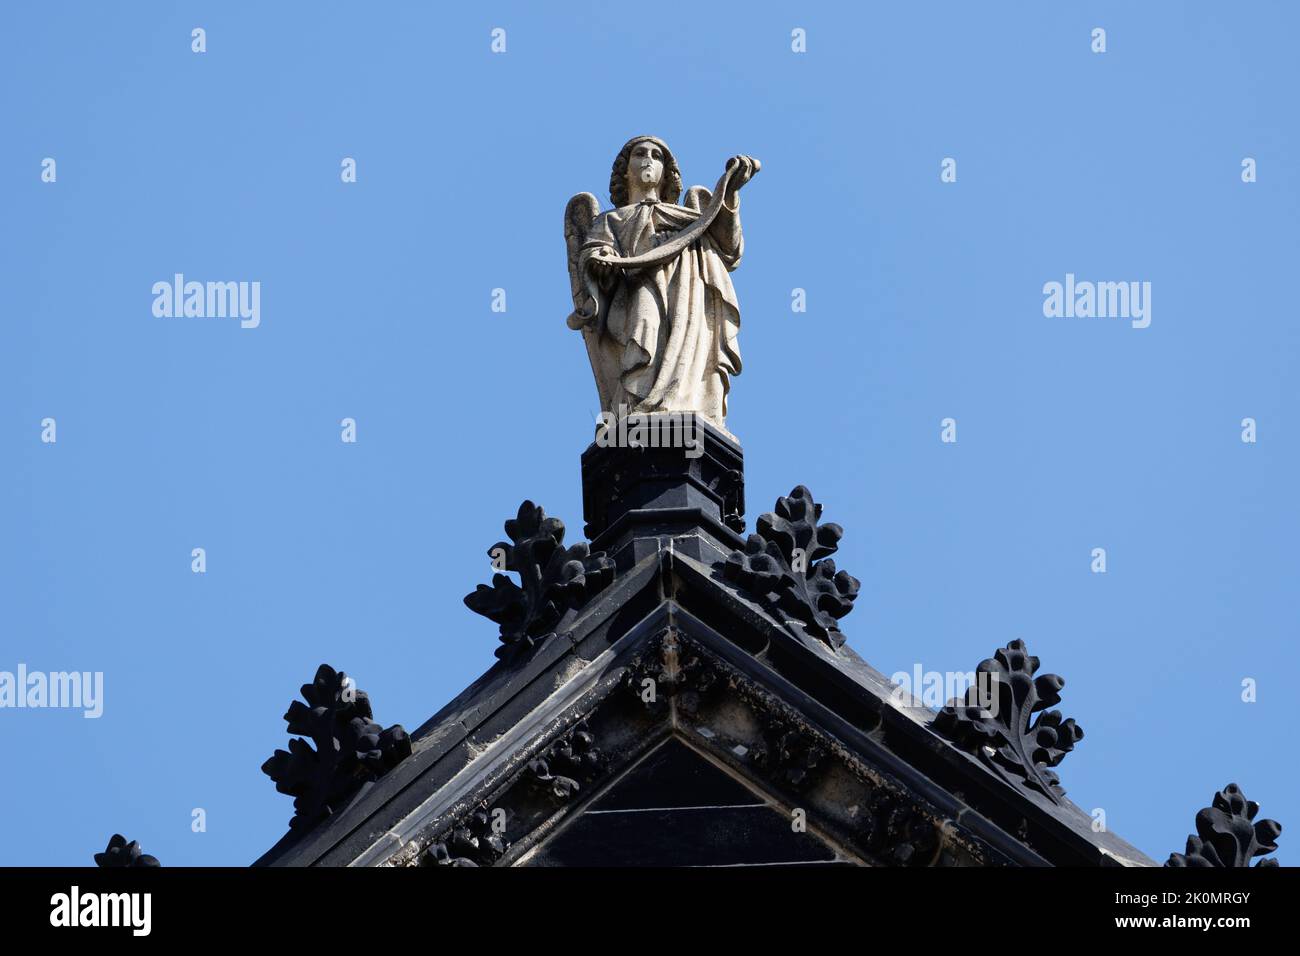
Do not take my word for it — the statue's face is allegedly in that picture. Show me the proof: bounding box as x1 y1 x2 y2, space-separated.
627 140 665 191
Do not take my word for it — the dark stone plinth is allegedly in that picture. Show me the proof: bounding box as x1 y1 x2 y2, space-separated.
581 414 744 565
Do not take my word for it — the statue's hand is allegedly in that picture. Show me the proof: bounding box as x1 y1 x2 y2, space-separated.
588 248 620 285
724 155 760 202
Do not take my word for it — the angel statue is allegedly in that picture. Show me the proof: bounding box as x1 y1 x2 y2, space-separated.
565 136 760 435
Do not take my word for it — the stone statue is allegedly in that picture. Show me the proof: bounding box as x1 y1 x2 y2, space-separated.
565 136 760 435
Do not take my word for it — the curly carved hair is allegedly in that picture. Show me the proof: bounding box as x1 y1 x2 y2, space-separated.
609 135 682 208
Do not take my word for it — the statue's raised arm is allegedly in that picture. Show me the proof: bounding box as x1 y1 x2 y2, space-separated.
562 136 759 434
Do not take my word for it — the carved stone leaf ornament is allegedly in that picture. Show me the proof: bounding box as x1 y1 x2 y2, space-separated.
860 789 940 867
261 664 412 831
422 722 603 867
1166 784 1282 868
933 640 1083 804
753 723 826 792
464 501 615 661
724 486 860 649
423 805 509 868
94 833 160 868
525 719 603 802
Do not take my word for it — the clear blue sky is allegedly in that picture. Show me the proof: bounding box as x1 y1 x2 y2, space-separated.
2 1 1295 866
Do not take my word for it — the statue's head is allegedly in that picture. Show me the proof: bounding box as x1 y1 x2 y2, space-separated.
609 135 682 207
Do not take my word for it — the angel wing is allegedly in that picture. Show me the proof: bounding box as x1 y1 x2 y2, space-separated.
564 192 601 330
683 184 711 212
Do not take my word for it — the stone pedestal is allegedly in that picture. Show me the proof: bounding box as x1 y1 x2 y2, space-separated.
580 413 745 569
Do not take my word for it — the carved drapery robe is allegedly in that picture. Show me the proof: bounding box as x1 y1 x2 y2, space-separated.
578 191 743 429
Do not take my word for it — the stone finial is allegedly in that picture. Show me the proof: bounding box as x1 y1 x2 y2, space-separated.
724 485 860 649
1166 783 1282 867
464 501 614 661
261 664 411 832
932 639 1083 804
94 833 160 867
